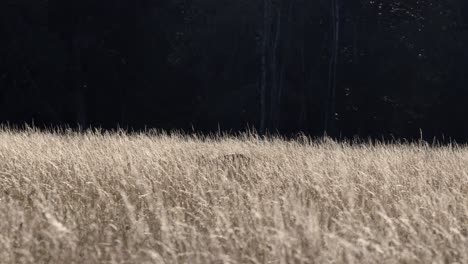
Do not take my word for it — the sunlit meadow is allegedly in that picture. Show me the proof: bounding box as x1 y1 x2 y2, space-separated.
0 129 466 263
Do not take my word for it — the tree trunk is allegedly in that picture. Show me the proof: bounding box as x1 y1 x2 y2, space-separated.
325 0 340 135
259 0 271 135
71 37 87 129
269 5 281 131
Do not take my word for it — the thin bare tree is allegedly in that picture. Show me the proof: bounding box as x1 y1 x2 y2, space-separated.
325 0 340 135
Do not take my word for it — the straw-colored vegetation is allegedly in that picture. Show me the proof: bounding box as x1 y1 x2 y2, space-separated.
0 129 466 264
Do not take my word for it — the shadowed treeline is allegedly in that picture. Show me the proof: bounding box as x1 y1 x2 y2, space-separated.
1 1 467 142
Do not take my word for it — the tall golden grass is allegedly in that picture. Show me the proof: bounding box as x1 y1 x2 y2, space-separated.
0 129 466 263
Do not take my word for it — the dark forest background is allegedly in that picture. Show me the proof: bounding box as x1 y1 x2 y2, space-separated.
1 0 467 141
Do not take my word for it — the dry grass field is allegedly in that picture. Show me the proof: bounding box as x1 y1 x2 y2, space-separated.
0 129 467 264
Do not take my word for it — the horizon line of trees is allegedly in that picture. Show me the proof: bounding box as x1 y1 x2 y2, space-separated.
1 0 467 141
